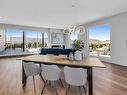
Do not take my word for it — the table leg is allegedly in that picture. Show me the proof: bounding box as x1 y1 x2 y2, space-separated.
39 64 42 76
22 62 27 87
87 67 93 95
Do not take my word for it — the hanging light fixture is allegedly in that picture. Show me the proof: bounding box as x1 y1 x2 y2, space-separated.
64 25 85 34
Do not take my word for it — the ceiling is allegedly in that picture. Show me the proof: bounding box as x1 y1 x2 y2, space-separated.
0 0 127 29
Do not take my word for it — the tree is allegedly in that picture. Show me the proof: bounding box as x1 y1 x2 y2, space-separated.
27 43 32 48
33 42 37 48
98 43 103 48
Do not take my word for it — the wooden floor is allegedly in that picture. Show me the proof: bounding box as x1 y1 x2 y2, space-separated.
0 57 127 95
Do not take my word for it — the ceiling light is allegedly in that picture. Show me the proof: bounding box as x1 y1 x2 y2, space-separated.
64 26 85 34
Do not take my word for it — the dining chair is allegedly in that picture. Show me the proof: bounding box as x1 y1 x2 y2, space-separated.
64 66 87 95
23 62 43 84
41 64 63 95
58 55 67 79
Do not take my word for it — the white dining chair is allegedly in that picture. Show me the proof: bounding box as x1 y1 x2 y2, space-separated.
58 55 67 79
23 62 43 84
41 64 63 95
64 66 87 95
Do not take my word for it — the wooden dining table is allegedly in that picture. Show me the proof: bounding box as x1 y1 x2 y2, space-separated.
18 55 106 95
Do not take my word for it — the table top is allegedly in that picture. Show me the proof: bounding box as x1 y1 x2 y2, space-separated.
18 55 106 68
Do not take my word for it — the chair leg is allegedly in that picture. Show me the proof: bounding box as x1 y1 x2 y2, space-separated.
41 80 47 95
65 85 70 95
59 79 64 87
54 81 58 95
33 76 35 86
33 76 35 81
32 76 36 92
39 74 45 83
83 86 86 93
79 86 82 95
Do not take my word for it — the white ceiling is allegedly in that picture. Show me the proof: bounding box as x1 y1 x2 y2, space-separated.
0 0 127 29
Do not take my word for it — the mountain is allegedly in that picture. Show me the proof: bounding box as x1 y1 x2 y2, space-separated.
89 39 110 44
89 39 101 44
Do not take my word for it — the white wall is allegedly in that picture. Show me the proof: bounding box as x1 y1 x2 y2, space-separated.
0 23 48 32
64 34 71 49
0 29 5 52
82 12 127 66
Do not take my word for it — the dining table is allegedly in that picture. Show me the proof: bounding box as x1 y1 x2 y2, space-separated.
18 55 106 95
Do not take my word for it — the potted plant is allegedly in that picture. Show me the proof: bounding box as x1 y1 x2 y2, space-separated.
71 40 84 60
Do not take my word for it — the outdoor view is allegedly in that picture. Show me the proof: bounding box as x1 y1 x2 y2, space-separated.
89 24 110 57
2 29 48 55
25 31 48 53
70 32 78 43
6 30 23 49
2 29 25 55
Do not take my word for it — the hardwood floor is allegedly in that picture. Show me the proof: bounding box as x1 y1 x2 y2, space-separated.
0 57 127 95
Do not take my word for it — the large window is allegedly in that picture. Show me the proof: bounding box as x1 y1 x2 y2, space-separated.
0 30 48 56
88 24 110 57
25 31 48 53
5 29 24 55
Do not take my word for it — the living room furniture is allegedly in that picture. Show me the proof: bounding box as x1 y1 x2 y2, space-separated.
39 48 75 56
18 55 106 95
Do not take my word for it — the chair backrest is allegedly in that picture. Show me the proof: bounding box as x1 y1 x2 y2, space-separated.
64 66 87 86
41 64 61 81
23 62 41 76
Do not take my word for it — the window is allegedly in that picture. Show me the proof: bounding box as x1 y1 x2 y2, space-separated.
25 31 48 53
70 32 78 43
5 29 23 53
6 29 23 49
88 24 110 57
2 30 48 55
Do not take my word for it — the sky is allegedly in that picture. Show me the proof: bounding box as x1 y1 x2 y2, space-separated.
70 32 78 40
6 29 22 37
89 24 110 41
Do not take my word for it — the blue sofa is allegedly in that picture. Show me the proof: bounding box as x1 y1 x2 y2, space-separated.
39 48 75 56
